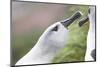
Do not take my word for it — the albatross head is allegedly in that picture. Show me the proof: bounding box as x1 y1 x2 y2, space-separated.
38 11 82 48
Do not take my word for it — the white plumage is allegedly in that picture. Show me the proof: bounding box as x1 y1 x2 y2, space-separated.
15 11 82 66
16 22 68 65
85 6 96 61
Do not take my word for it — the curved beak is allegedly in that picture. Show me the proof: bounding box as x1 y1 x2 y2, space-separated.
61 11 82 28
78 16 89 27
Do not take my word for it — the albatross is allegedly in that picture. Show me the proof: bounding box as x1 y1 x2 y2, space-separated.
79 6 96 61
15 11 82 66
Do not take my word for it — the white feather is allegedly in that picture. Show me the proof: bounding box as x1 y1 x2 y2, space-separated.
85 6 95 61
16 22 68 65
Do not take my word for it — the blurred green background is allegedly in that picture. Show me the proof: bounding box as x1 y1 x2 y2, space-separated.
11 1 89 65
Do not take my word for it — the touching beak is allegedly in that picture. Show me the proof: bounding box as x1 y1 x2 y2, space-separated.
61 11 82 28
78 16 89 27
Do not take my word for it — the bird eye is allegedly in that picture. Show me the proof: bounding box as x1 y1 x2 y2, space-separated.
51 25 58 31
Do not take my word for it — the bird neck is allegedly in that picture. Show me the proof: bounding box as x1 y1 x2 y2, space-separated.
87 15 95 49
26 37 62 63
85 14 95 61
16 36 62 65
89 20 95 33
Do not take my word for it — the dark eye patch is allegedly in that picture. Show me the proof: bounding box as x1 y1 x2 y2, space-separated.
51 25 58 31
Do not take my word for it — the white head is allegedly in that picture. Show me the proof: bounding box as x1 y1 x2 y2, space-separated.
40 22 68 48
37 11 82 48
88 6 96 24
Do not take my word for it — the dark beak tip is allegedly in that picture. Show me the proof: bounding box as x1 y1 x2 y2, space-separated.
77 11 83 17
79 22 83 27
78 16 89 27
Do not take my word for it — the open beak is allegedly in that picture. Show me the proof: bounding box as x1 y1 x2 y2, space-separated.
78 16 89 27
61 11 82 28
